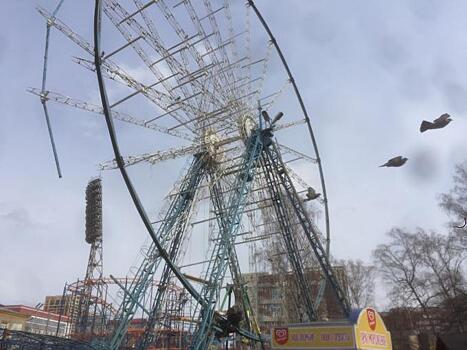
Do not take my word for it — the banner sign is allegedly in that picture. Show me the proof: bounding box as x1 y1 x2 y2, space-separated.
354 308 392 350
272 325 355 349
272 308 392 350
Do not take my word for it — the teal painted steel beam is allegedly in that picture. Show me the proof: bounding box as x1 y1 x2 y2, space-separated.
189 129 264 350
264 142 351 317
260 153 319 321
103 154 207 350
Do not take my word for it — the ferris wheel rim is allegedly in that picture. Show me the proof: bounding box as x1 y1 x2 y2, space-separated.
88 0 331 256
92 0 332 310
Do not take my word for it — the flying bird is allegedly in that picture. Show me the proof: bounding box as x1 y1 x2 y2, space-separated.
304 187 321 201
379 156 408 168
420 113 452 133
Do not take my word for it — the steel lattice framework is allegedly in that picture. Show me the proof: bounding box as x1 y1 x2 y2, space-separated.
0 329 96 350
31 0 351 349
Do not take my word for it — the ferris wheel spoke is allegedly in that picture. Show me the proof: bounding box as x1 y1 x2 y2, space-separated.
272 118 307 132
74 57 199 132
247 43 274 105
223 0 240 63
34 8 200 131
99 144 201 170
103 0 191 100
198 0 233 62
27 88 194 142
100 129 243 170
160 0 257 111
126 0 191 74
198 0 239 89
284 165 326 205
262 78 291 112
156 0 228 107
165 0 235 98
165 102 238 132
104 0 232 125
276 142 318 164
36 6 94 56
130 1 236 111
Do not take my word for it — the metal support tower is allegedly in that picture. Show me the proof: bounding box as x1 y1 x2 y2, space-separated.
263 142 352 317
209 172 263 349
104 154 207 350
135 154 207 349
189 127 265 350
75 239 105 337
75 178 106 338
260 154 318 321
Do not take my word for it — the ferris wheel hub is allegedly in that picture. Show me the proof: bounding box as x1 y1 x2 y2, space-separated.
238 115 257 140
203 129 224 164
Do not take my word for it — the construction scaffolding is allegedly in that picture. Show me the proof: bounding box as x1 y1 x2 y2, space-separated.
50 277 196 349
44 178 200 349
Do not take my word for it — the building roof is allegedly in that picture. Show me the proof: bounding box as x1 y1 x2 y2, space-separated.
2 305 70 322
0 307 30 320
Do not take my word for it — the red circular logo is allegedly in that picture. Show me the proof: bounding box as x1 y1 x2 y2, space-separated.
274 328 289 345
366 308 377 331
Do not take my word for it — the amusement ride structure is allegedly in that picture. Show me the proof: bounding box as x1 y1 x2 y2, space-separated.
27 0 353 349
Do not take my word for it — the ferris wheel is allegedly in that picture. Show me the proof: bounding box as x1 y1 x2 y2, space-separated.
30 0 351 349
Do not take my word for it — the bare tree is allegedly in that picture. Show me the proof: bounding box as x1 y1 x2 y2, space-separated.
373 228 437 331
417 230 466 332
437 161 467 332
338 259 375 309
439 161 467 228
373 228 466 333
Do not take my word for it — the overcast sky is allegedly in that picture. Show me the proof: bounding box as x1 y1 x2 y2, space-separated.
1 0 466 311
